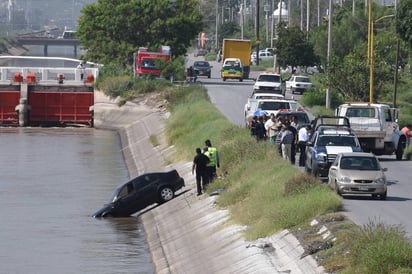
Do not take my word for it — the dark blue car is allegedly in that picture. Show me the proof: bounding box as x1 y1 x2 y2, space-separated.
92 169 185 217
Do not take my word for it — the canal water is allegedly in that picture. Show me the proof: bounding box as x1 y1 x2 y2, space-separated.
0 48 155 273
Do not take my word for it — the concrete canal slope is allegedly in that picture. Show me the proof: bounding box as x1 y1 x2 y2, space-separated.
93 91 325 274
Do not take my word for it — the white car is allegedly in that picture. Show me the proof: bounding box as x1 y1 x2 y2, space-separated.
253 72 285 95
245 98 303 126
244 92 285 116
285 75 313 94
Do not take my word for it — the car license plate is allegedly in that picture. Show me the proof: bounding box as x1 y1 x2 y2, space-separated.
359 186 369 191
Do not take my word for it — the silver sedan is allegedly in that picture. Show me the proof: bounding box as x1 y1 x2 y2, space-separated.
328 152 388 200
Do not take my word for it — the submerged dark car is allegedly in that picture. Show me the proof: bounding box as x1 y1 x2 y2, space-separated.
92 169 185 217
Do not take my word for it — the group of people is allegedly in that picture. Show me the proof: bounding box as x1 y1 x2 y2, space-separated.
192 139 220 196
249 113 312 166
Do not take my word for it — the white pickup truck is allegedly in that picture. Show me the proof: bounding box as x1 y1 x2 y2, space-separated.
335 102 407 160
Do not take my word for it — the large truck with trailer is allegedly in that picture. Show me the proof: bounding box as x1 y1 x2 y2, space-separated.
220 39 252 80
133 46 171 78
335 102 406 160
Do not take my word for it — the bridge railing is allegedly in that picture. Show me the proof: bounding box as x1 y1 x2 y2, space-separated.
0 67 99 85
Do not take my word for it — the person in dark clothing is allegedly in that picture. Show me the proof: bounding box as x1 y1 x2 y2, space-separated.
288 124 298 164
255 116 266 141
192 147 210 195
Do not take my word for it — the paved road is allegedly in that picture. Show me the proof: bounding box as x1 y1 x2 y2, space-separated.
192 56 412 240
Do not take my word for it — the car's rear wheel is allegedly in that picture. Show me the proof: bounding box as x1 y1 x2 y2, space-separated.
159 187 174 203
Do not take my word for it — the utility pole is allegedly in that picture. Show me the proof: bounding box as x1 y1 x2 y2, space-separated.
256 0 260 66
326 0 333 109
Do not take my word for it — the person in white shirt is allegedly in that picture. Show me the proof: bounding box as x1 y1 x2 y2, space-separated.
298 125 311 167
264 113 277 142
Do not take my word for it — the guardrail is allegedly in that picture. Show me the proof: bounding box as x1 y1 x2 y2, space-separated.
0 67 99 85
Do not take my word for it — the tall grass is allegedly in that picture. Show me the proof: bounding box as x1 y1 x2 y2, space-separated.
343 221 412 274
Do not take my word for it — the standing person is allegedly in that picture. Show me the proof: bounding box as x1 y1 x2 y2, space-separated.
255 116 266 141
249 115 258 137
265 113 277 143
192 148 210 195
298 125 311 166
77 61 86 80
401 124 412 147
288 122 298 165
204 139 220 183
280 122 294 162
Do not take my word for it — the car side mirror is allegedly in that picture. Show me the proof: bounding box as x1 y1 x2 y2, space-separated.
382 167 388 172
330 166 337 171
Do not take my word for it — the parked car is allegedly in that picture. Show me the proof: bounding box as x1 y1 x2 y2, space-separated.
285 75 312 94
305 116 362 178
193 61 212 78
245 98 303 126
253 72 285 95
92 169 185 217
275 110 312 129
252 51 274 63
328 152 387 200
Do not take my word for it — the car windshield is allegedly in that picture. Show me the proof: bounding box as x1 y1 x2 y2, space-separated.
258 75 280 82
340 156 380 170
258 101 289 111
317 135 357 146
141 58 157 70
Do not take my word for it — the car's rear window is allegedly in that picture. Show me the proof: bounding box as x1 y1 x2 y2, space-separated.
194 62 209 67
295 77 311 83
258 101 289 111
258 75 280 82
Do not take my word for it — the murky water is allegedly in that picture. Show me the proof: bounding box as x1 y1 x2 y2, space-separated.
0 128 154 274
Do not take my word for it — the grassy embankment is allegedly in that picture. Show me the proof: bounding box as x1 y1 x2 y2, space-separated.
96 68 412 273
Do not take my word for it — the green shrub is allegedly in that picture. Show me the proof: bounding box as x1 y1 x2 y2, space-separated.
302 89 344 109
346 221 412 274
284 173 322 196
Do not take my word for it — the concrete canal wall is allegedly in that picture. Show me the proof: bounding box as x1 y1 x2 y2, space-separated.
93 90 325 274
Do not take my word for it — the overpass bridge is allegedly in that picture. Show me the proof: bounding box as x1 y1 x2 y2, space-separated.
16 36 81 57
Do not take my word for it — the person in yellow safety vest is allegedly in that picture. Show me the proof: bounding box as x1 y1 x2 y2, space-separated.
204 139 220 184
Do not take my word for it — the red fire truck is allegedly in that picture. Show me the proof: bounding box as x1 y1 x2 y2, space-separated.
133 46 171 77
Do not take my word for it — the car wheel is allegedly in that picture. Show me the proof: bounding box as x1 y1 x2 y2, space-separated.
239 78 243 82
223 78 226 81
103 212 113 218
311 164 318 177
208 74 211 78
159 187 174 203
335 182 342 196
380 191 387 200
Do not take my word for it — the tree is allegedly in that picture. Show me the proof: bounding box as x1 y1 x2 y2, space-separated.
275 23 319 68
395 0 412 48
76 0 204 66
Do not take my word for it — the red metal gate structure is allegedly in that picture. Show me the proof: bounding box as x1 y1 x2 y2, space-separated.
29 91 93 126
0 90 20 126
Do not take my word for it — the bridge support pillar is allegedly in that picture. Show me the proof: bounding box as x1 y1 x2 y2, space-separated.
44 45 48 56
15 84 30 127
